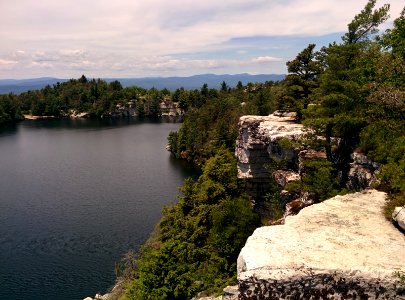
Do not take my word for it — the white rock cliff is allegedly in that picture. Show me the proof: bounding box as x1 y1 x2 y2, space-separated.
236 113 303 181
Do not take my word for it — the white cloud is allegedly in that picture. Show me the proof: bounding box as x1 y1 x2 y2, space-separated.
30 61 54 68
252 56 283 63
0 59 18 65
59 49 86 57
0 0 403 78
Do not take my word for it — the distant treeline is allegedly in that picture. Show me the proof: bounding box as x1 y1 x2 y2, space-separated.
0 74 285 95
0 74 281 125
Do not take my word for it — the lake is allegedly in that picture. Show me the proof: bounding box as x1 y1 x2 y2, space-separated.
0 117 197 300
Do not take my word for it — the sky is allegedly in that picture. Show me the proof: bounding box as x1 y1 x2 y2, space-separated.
0 0 403 79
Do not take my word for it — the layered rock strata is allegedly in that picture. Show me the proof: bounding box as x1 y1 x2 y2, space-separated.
237 190 405 299
236 113 303 180
235 113 304 202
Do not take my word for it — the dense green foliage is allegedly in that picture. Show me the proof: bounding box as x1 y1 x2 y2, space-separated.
283 43 322 119
121 149 259 299
299 2 405 211
0 93 23 124
0 75 175 120
269 2 403 204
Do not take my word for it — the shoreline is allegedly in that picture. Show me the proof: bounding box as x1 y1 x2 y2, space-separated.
23 114 56 120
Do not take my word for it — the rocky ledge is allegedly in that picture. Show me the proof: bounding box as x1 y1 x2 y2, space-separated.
235 112 381 222
236 112 303 182
237 189 405 299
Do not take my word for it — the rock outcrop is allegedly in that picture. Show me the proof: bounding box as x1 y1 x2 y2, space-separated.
235 112 304 202
393 206 405 231
237 190 405 299
193 286 239 300
347 152 381 190
236 113 303 180
235 113 382 221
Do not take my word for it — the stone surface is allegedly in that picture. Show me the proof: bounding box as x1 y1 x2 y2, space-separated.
347 152 381 190
271 192 315 225
351 152 381 169
272 170 300 187
235 113 304 200
236 113 303 180
237 190 405 299
393 206 405 231
279 189 300 205
283 192 314 217
193 285 239 300
95 294 110 300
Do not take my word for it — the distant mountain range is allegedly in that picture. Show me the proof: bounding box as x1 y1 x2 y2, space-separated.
0 77 68 95
0 73 285 94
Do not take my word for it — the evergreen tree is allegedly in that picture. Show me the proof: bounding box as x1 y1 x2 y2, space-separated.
284 43 323 119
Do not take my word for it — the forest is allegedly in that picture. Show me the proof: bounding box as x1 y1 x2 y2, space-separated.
1 1 404 299
0 76 174 122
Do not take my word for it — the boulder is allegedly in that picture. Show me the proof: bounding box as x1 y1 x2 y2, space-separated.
71 111 89 118
347 152 381 190
272 170 300 187
283 191 314 217
351 152 381 169
279 189 300 205
393 206 405 231
271 192 315 225
238 190 405 299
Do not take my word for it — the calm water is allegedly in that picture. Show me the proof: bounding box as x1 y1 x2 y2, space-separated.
0 118 197 300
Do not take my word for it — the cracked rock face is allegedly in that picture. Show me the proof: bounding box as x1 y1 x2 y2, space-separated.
235 114 304 180
235 114 304 202
235 114 381 207
237 190 405 299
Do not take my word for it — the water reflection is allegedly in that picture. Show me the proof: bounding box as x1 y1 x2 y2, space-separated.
0 122 18 136
168 154 201 180
20 115 182 130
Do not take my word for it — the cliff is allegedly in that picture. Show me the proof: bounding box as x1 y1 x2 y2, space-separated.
232 113 405 299
236 112 303 178
237 189 405 299
235 112 381 221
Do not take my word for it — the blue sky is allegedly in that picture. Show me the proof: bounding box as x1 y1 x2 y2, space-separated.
0 0 403 79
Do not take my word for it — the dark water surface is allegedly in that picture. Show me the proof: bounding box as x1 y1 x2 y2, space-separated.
0 118 197 300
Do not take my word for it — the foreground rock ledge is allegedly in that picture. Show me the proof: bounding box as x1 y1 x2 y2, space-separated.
237 190 405 299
